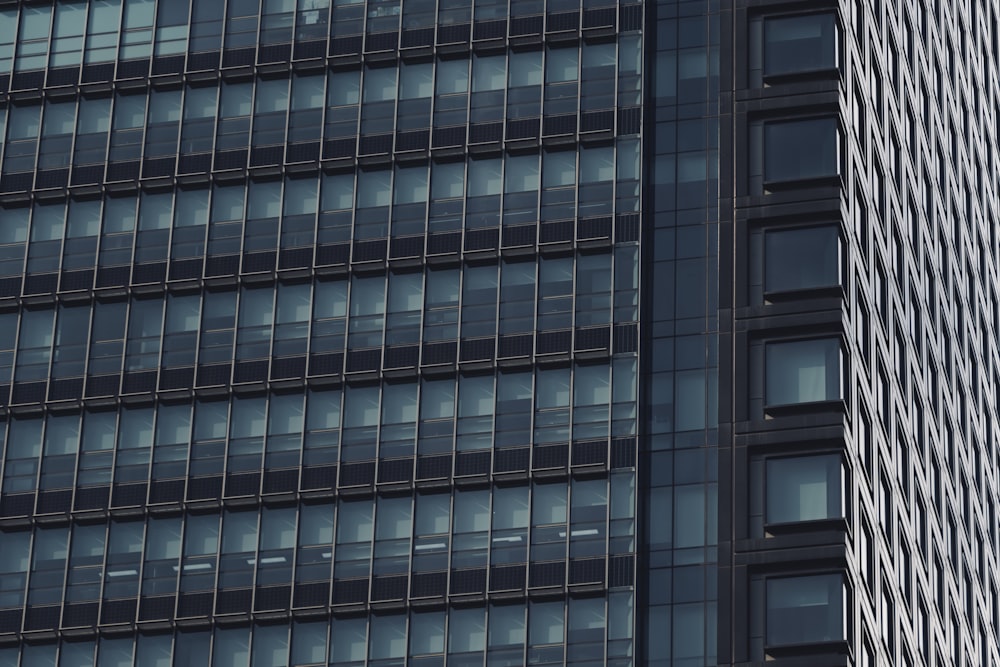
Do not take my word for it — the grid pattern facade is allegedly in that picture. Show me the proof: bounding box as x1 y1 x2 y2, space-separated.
0 0 641 665
721 0 1000 665
2 0 1000 665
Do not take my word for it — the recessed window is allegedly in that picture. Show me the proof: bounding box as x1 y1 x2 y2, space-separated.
764 14 838 77
765 338 841 406
767 574 845 646
766 455 843 524
764 226 840 293
764 118 839 184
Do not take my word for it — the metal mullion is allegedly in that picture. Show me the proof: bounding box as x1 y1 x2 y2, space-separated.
156 188 182 283
170 402 197 503
415 269 429 368
564 480 575 596
38 304 59 395
527 258 541 472
0 421 7 497
115 519 148 625
53 523 73 627
280 77 294 153
0 106 7 169
27 104 44 184
484 476 495 575
146 292 168 381
445 489 457 596
373 370 384 463
365 497 377 602
215 385 238 488
344 165 359 251
67 304 98 475
92 519 116 626
184 186 212 285
574 42 582 127
247 75 261 156
301 279 317 380
246 507 265 608
236 178 252 276
18 529 36 633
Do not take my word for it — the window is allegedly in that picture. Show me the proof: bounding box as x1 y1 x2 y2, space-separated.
50 2 87 68
765 338 841 406
766 574 845 646
766 455 843 525
764 226 840 293
763 13 838 77
763 118 839 184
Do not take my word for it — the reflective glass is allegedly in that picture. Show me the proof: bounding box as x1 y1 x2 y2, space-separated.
765 338 841 405
764 226 840 293
764 13 838 76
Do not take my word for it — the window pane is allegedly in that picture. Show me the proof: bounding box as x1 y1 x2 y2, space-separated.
472 55 505 92
449 608 486 652
764 13 837 76
765 338 841 405
764 226 839 292
766 455 842 524
763 118 839 183
766 574 844 645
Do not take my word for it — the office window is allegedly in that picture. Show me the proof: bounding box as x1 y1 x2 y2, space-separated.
109 94 147 162
765 338 841 406
766 455 843 525
154 0 189 55
763 118 839 184
50 2 87 68
0 531 29 609
15 5 52 72
85 0 123 64
410 611 446 661
764 226 840 293
288 74 325 144
764 13 838 77
253 78 290 148
0 207 29 279
4 105 42 173
411 493 449 571
417 379 455 455
120 0 156 61
766 574 845 646
181 87 218 154
449 608 486 658
73 97 112 166
0 9 15 75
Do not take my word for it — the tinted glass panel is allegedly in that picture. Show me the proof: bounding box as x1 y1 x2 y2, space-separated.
764 226 839 292
765 338 840 406
764 13 837 76
766 455 842 524
763 118 839 183
766 574 844 645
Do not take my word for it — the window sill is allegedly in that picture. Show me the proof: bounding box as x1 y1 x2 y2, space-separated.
763 398 845 419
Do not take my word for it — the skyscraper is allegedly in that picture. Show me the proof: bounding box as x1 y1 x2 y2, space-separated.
0 0 996 666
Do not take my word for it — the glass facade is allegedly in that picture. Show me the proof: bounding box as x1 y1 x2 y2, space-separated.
728 0 1000 665
0 0 998 665
0 0 642 665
